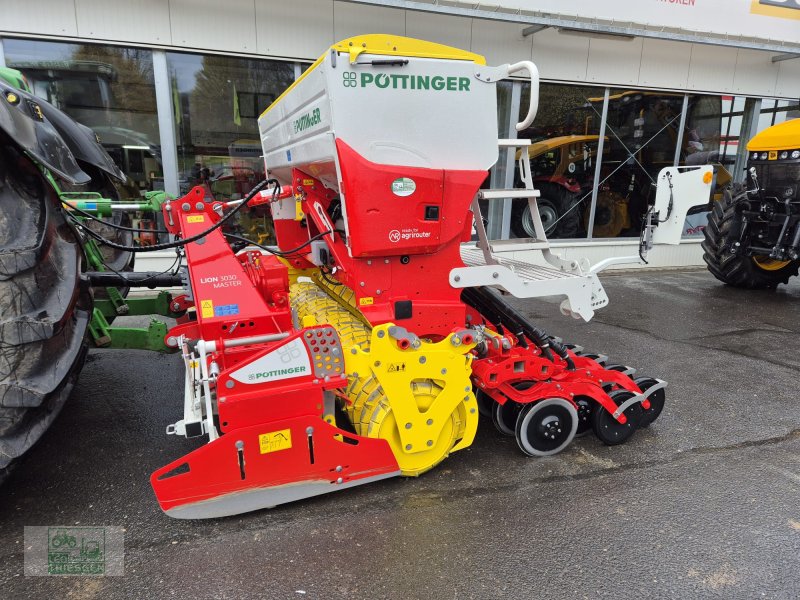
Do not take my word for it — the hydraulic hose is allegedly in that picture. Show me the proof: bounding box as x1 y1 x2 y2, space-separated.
463 286 576 369
65 179 278 253
463 287 528 349
86 271 184 288
475 286 556 362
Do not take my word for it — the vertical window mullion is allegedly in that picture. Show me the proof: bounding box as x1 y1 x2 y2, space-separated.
586 87 610 240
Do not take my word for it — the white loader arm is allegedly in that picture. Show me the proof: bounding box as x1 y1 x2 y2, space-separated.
589 165 715 274
649 165 715 246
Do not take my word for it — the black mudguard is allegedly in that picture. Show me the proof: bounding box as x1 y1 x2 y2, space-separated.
0 78 124 185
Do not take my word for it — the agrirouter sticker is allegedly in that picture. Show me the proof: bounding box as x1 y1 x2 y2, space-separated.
751 0 800 19
342 71 471 91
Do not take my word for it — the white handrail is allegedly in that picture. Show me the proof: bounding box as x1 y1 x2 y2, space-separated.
506 61 540 131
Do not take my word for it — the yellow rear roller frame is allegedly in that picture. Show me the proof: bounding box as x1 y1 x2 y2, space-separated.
289 280 479 476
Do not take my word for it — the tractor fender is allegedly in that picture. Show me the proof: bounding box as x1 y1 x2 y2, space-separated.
0 78 124 183
0 78 90 185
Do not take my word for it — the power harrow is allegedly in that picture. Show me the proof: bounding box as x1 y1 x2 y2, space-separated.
139 36 714 518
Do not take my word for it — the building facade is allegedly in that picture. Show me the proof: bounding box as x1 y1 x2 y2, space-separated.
1 0 798 268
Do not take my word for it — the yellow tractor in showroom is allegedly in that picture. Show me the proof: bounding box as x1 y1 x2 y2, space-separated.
703 118 800 288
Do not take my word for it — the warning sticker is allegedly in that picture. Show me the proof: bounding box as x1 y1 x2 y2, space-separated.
259 429 292 454
187 215 205 223
200 299 214 318
359 297 374 306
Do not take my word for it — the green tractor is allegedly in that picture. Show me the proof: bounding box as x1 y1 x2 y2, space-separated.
702 118 800 288
0 67 182 482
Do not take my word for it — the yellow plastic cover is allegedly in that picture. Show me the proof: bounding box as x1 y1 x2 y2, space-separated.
747 118 800 152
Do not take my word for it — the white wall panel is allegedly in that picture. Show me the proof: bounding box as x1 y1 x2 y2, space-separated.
75 0 172 45
775 58 800 99
732 49 780 97
169 0 257 53
530 28 589 83
638 38 691 90
256 0 333 60
470 18 532 67
332 1 406 41
586 36 643 86
0 0 78 37
686 43 736 93
405 11 471 51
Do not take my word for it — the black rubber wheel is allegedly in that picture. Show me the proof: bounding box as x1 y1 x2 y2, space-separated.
476 389 494 418
634 376 666 428
492 380 536 436
574 396 594 437
492 400 520 437
511 182 580 239
514 398 578 457
591 390 642 446
702 186 800 288
0 141 92 484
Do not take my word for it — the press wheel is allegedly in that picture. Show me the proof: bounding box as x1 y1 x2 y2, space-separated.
634 377 665 428
514 398 578 457
492 401 520 437
476 389 494 418
573 396 594 437
592 390 642 445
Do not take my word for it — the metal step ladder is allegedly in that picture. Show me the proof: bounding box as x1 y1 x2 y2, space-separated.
453 138 609 321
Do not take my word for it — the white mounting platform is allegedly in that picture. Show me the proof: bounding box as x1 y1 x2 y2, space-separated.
452 245 609 321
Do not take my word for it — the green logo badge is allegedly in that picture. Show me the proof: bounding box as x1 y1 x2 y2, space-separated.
341 70 471 92
342 72 357 87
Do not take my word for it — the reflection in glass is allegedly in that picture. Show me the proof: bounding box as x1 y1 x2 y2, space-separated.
4 38 161 197
514 83 604 239
167 52 294 243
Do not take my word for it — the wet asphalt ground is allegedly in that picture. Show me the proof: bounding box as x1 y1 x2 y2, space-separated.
2 268 800 599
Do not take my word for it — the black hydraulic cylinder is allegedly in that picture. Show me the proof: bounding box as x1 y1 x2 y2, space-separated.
86 271 184 288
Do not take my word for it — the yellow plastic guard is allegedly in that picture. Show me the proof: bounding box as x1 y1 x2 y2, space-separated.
332 34 486 65
747 118 800 152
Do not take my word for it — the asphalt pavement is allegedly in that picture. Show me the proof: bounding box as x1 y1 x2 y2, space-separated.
2 268 800 599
